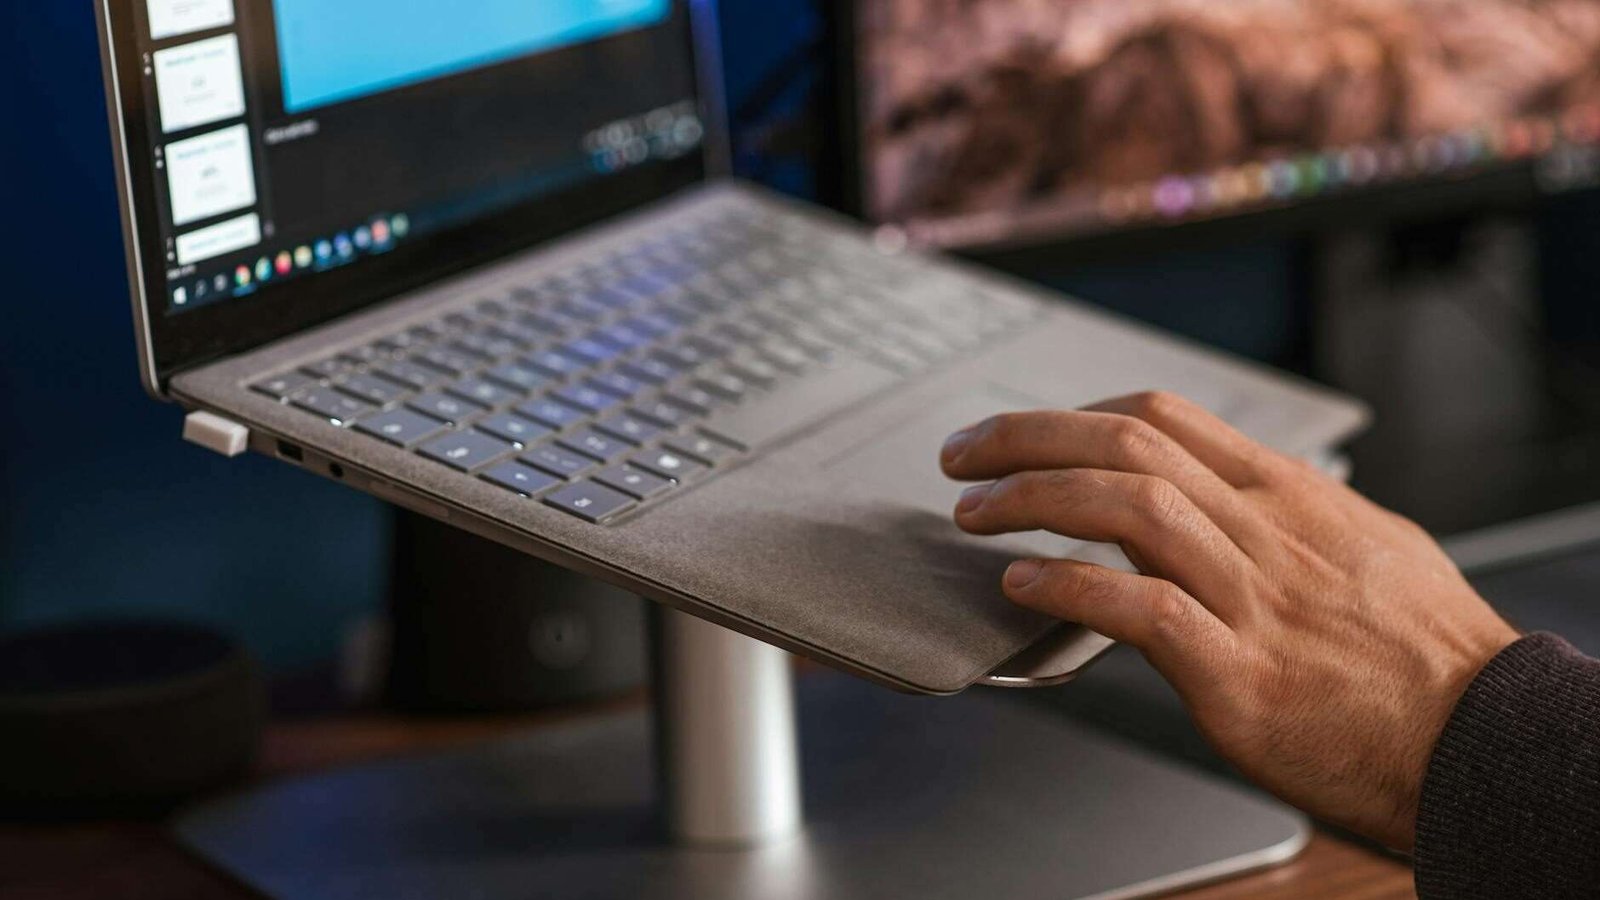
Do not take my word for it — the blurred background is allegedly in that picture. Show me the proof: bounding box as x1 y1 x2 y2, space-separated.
8 0 1600 679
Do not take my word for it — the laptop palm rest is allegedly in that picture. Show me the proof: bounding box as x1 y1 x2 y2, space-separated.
818 385 1129 685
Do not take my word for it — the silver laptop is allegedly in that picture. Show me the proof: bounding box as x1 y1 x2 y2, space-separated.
96 0 1365 695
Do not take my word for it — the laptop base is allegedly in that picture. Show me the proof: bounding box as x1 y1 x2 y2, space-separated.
175 623 1308 900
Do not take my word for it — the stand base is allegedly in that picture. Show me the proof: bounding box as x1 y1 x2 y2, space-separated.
175 675 1308 900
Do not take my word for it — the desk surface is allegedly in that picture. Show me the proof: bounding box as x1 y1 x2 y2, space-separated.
0 712 1417 900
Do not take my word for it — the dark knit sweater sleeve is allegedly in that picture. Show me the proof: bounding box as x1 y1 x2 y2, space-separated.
1415 633 1600 898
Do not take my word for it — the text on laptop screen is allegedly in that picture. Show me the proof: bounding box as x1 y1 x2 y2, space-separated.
134 0 701 314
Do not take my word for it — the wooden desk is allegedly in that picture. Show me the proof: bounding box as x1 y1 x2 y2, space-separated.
0 712 1417 900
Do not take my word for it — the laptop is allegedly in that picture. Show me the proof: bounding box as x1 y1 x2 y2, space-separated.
96 0 1365 695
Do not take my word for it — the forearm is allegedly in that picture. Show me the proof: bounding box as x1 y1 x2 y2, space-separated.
1415 633 1600 898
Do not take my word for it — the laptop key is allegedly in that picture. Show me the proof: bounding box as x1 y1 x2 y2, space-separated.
725 354 781 388
446 377 517 409
631 448 707 481
550 384 624 414
253 371 316 401
375 359 447 390
452 332 519 361
355 408 449 447
558 428 631 463
617 358 676 386
481 461 561 497
543 481 636 524
659 386 719 416
598 322 651 349
292 388 372 425
594 412 661 445
418 431 513 472
594 465 674 500
632 399 691 427
515 310 571 338
415 347 481 376
683 333 734 360
556 296 609 323
526 349 584 379
694 371 748 402
651 345 709 372
408 391 485 424
483 362 553 395
587 371 646 399
486 320 545 349
337 372 408 406
516 397 588 430
664 432 742 466
340 345 387 366
521 443 597 479
300 357 349 379
476 412 552 447
562 337 624 366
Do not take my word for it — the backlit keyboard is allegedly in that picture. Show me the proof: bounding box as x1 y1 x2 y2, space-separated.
251 208 1037 523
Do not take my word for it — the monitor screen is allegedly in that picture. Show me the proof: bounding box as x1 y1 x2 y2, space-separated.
854 0 1600 249
121 0 704 319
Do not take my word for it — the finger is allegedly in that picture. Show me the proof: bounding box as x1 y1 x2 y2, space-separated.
940 404 1280 555
1003 558 1233 682
941 408 1246 520
956 469 1258 619
1085 391 1288 488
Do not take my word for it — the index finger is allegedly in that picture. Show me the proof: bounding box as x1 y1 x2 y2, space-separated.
1085 392 1287 488
941 407 1244 517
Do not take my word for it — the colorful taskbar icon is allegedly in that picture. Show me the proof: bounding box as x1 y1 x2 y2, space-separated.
174 212 411 310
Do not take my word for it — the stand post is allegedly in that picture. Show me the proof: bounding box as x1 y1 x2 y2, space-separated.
653 610 803 846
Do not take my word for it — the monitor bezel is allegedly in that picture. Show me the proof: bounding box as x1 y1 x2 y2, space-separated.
823 0 1563 266
97 0 720 399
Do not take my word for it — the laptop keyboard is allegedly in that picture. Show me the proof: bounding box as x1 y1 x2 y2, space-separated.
251 208 1037 524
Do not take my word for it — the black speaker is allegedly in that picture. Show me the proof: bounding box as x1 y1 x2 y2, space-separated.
385 512 648 712
0 620 263 820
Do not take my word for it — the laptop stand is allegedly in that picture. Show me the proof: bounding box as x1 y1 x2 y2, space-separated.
175 608 1309 900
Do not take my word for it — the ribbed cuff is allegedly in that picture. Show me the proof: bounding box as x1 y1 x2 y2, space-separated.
1415 633 1600 899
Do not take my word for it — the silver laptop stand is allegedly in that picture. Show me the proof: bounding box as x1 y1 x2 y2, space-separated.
175 607 1309 900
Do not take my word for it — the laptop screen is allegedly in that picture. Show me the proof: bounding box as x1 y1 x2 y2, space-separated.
101 0 707 389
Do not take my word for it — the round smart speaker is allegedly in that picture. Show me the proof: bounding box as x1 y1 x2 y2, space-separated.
0 620 264 820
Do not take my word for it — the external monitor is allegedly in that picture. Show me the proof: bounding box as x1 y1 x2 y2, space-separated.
841 0 1600 253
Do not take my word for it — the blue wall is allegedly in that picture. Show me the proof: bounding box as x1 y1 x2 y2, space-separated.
2 2 389 670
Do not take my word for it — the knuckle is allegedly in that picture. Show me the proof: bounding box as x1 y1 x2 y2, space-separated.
1129 390 1185 422
1146 583 1193 641
1257 451 1310 485
1130 476 1185 524
1107 417 1165 466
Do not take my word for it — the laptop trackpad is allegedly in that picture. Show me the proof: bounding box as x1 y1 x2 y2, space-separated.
820 385 1098 564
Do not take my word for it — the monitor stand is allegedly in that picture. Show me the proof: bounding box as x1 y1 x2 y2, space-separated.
174 610 1309 900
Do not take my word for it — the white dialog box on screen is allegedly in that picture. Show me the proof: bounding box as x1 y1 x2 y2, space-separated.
154 35 246 133
175 212 261 265
165 124 257 226
147 0 235 40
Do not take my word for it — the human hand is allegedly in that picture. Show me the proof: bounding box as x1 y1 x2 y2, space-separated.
941 392 1519 851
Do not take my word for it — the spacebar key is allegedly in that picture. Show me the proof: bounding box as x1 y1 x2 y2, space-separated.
701 357 901 450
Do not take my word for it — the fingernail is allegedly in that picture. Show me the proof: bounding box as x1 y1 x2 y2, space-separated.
942 428 974 463
1005 560 1045 589
956 483 992 514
